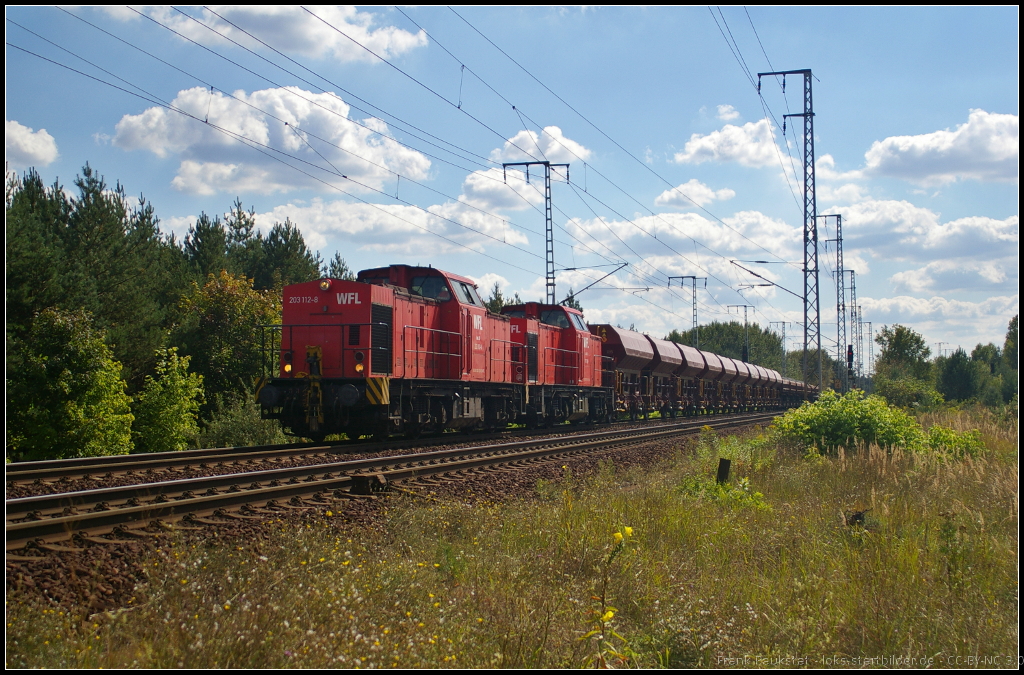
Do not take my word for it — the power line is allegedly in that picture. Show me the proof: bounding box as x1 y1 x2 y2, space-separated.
18 9 800 330
297 6 545 165
55 8 605 257
446 6 799 270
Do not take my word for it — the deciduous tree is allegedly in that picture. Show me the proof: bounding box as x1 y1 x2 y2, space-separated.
132 347 205 453
172 271 281 404
7 308 133 461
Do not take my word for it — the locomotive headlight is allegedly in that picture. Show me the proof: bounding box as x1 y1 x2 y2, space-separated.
319 279 332 291
284 363 292 373
354 363 365 373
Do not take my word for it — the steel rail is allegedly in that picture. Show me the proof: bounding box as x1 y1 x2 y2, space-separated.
7 408 787 486
6 413 776 551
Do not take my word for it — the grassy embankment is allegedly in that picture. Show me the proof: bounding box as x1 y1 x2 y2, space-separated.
6 401 1018 668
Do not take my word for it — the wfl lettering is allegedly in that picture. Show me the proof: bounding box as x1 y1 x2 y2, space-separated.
336 293 362 305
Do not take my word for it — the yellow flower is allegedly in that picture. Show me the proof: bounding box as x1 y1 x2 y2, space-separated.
613 532 623 543
624 526 633 537
601 610 615 622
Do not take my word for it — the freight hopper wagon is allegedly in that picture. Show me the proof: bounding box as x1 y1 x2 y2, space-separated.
589 324 787 417
256 265 612 441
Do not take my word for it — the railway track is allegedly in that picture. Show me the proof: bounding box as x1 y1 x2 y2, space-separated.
6 408 789 489
6 412 777 554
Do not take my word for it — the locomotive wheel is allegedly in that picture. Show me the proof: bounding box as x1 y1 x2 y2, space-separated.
525 406 539 430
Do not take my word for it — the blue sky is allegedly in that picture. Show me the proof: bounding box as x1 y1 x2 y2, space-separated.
6 6 1018 364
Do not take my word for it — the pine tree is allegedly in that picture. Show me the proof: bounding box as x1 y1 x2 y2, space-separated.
184 213 229 279
326 252 356 281
253 218 321 290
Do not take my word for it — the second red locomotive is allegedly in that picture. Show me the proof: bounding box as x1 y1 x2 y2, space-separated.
256 264 811 441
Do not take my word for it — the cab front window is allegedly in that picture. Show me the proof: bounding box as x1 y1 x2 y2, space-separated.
540 309 571 328
410 276 452 301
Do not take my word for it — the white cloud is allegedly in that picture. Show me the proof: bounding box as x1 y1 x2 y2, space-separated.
569 209 800 261
113 86 430 195
468 273 510 296
716 104 740 121
817 182 868 204
252 196 530 256
5 120 59 168
460 167 544 211
491 126 591 165
862 109 1018 186
673 119 779 168
860 294 1018 348
836 200 1018 262
654 179 735 209
890 257 1017 294
102 6 427 63
162 214 199 240
920 214 1018 256
816 154 863 182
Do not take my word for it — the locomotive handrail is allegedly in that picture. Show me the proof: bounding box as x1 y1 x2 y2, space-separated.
401 325 463 380
488 338 521 383
543 346 579 385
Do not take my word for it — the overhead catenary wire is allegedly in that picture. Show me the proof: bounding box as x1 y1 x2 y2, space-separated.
709 6 803 215
8 36 701 323
195 4 792 326
396 9 782 318
447 6 800 273
46 8 679 307
17 9 801 328
431 7 801 327
51 8 598 255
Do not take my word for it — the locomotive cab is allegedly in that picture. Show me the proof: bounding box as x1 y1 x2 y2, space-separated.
501 302 608 425
259 265 526 441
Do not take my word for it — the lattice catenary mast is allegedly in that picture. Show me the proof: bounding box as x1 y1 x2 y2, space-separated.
669 276 707 349
821 214 846 392
758 69 820 393
502 161 569 304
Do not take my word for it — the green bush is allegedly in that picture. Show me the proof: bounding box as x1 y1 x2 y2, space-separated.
874 375 944 409
197 392 287 449
132 348 205 453
6 308 133 461
772 390 924 453
772 390 990 459
926 425 985 459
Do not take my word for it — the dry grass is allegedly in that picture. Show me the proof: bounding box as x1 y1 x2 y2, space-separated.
6 413 1018 668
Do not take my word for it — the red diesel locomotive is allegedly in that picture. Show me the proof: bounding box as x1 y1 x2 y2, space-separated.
255 264 812 441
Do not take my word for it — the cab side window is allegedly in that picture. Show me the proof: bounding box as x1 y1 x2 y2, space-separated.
455 282 478 305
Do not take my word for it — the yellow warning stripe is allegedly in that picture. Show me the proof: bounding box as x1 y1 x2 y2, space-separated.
365 377 390 405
